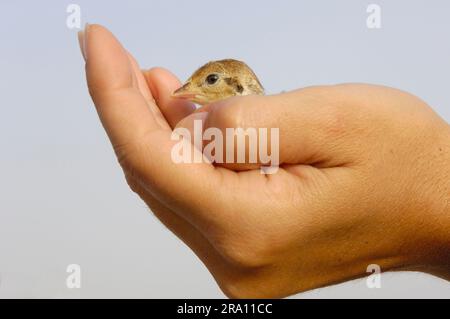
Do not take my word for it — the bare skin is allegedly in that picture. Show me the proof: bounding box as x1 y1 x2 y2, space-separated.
79 24 450 298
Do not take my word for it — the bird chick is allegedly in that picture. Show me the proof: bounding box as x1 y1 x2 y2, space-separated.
172 59 264 105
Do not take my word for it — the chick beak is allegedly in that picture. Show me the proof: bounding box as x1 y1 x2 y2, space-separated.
172 82 197 100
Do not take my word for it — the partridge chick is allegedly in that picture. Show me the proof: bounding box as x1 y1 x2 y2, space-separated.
172 59 264 105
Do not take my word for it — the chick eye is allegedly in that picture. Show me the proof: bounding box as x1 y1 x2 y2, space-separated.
205 73 219 85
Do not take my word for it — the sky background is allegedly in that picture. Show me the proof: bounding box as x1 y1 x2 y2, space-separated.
0 0 449 298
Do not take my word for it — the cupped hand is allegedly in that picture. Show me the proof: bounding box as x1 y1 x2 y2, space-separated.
81 24 450 298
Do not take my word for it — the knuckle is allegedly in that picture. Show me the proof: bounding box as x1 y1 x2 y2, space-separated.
124 174 143 195
301 85 354 138
322 104 348 136
114 142 137 171
113 139 148 178
219 280 255 299
214 232 274 269
209 98 247 129
121 166 142 195
217 272 274 299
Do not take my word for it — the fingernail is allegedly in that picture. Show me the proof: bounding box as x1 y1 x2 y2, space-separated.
77 23 90 62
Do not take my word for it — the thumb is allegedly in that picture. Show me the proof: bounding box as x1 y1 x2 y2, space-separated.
198 87 350 170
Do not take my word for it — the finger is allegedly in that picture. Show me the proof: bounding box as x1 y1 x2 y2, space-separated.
126 53 154 104
126 54 170 129
143 68 196 128
84 24 165 152
83 25 237 234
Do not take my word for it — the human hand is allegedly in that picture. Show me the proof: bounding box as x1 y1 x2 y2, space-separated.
80 24 450 298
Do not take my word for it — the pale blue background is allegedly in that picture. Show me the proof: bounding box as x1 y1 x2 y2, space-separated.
0 0 449 298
